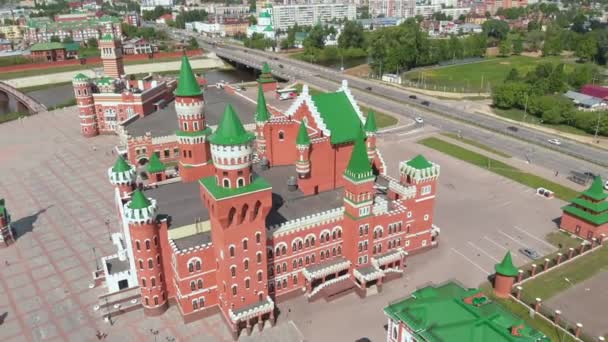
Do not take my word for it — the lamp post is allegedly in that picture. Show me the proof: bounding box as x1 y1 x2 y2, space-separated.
104 219 111 241
594 111 602 143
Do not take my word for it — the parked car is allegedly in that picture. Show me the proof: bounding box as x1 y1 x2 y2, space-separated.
605 179 608 190
507 126 519 132
409 95 417 99
415 117 424 124
548 138 562 145
421 101 430 106
519 248 541 260
583 171 597 179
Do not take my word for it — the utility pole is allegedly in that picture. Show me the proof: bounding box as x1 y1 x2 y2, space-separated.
594 111 602 143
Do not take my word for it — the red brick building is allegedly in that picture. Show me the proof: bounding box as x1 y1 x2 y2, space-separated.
560 176 608 241
99 57 442 339
30 42 67 62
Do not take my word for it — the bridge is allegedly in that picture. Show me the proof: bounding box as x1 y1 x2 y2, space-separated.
0 81 47 115
213 50 292 81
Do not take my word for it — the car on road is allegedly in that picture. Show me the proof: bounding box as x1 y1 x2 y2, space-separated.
584 171 597 179
365 86 372 91
273 57 279 60
548 138 562 145
519 247 541 260
421 101 430 106
279 64 284 68
605 179 608 190
507 126 519 132
414 117 424 124
409 95 417 99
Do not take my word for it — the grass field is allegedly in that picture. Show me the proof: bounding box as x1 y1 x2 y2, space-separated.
0 111 29 124
418 137 579 200
403 56 574 93
440 132 512 158
294 83 398 128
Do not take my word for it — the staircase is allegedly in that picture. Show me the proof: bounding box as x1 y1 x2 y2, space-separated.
307 274 350 300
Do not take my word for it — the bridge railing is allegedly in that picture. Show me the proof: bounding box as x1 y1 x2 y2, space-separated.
0 81 47 114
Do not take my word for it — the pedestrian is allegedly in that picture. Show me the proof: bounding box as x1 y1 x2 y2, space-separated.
555 171 559 177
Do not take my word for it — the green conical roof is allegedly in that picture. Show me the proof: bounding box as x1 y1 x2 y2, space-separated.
344 130 373 181
112 156 131 173
364 111 377 133
494 251 518 277
581 176 608 201
147 153 165 174
406 154 433 170
129 189 151 209
261 62 271 74
209 104 255 145
73 73 89 81
174 55 202 97
296 121 310 145
101 33 114 41
255 84 270 122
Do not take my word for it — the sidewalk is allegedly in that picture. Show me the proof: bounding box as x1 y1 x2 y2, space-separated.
437 134 587 192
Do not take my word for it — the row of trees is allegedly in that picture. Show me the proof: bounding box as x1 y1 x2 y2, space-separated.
492 63 607 136
121 23 168 41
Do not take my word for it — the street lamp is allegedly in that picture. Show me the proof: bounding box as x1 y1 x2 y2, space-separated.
594 111 603 143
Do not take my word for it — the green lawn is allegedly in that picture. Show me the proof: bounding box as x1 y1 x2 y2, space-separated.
418 137 579 200
494 107 595 137
519 245 608 304
440 132 512 158
0 111 29 124
403 56 577 93
293 83 398 128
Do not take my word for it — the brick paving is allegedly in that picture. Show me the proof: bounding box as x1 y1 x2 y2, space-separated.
0 107 303 342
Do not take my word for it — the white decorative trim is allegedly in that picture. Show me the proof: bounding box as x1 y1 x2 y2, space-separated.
108 164 136 186
269 207 344 237
124 198 157 225
307 274 350 298
353 265 384 283
284 85 330 136
302 258 350 281
228 297 275 323
339 80 366 123
372 248 407 267
400 160 440 182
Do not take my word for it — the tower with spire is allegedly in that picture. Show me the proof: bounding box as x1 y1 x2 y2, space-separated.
72 73 98 137
364 111 378 162
493 251 518 298
100 33 125 78
254 84 270 164
257 62 277 92
560 175 608 241
295 121 311 179
175 55 213 182
200 104 275 337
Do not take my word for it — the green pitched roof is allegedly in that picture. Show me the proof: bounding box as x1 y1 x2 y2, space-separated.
495 251 518 277
97 76 113 85
30 42 65 51
344 132 373 182
562 205 608 225
129 189 151 209
581 176 608 201
255 84 270 122
101 33 114 41
296 121 310 145
73 72 89 81
174 55 202 97
261 62 271 74
209 104 255 146
406 154 433 169
112 156 131 173
64 42 80 52
364 111 377 133
259 11 271 18
147 154 165 174
310 91 363 144
263 25 274 32
384 282 550 342
200 175 271 200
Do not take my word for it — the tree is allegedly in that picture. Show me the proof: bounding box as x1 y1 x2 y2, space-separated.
499 39 512 57
87 38 98 48
512 39 523 55
248 0 256 12
188 37 199 50
50 35 60 43
575 34 598 62
482 19 510 41
338 20 365 49
304 24 326 51
248 15 257 25
525 30 544 52
492 82 530 109
142 6 171 21
505 68 520 82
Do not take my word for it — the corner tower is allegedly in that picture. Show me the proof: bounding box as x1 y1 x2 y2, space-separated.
493 251 518 298
107 155 135 199
254 84 270 163
100 33 125 78
200 105 275 338
257 62 277 92
175 55 213 182
124 189 168 315
72 73 98 137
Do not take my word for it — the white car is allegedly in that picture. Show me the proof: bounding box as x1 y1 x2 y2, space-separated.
415 117 424 124
548 138 562 145
605 180 608 190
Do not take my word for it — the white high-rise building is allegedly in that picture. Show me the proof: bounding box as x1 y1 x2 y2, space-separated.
271 3 356 30
368 0 416 19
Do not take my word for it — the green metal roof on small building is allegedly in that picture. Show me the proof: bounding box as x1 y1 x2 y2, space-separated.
97 76 114 85
64 42 80 52
296 121 310 146
255 84 270 122
495 251 519 277
209 104 255 146
581 176 608 201
344 132 374 182
147 154 165 174
384 282 550 342
73 73 89 81
406 154 433 169
101 33 115 41
129 189 151 210
30 42 65 51
364 111 377 133
310 91 364 145
112 156 131 173
174 55 202 97
259 11 271 18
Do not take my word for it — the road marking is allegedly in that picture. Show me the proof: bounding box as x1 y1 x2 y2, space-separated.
397 128 424 136
483 236 528 263
450 248 490 274
499 230 527 247
467 241 501 262
513 225 556 250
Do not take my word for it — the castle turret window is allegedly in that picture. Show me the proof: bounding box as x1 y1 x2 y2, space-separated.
256 232 261 244
197 279 203 289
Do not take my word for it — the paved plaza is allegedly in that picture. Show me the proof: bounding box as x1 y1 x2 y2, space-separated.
0 106 577 342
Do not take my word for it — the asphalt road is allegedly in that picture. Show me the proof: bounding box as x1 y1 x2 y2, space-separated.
163 27 607 179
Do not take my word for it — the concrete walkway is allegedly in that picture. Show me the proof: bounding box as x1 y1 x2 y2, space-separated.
5 57 226 88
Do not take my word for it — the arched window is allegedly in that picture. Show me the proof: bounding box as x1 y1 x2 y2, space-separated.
275 246 280 256
141 278 146 287
282 279 287 288
245 278 250 289
378 244 382 253
148 259 153 269
228 207 236 225
193 300 198 310
229 245 235 257
320 235 325 243
311 237 315 246
151 278 156 287
231 266 236 277
145 297 149 306
256 252 262 263
195 260 201 270
199 297 204 308
269 266 274 277
305 239 310 248
373 245 377 254
338 246 342 255
223 178 230 188
281 246 287 255
153 297 159 306
190 281 196 291
136 241 141 251
243 239 248 250
197 279 203 289
298 241 303 250
298 258 303 267
188 262 194 272
240 204 248 223
333 231 337 239
332 248 336 256
293 275 298 284
232 285 237 296
153 236 158 246
276 265 281 274
293 259 297 268
256 232 261 244
311 254 315 263
157 255 161 265
257 271 263 281
244 259 249 270
145 240 150 250
278 131 284 140
237 178 244 188
337 230 342 238
292 242 297 252
325 250 329 259
253 201 262 220
320 252 325 260
139 260 144 269
393 326 398 339
282 262 287 272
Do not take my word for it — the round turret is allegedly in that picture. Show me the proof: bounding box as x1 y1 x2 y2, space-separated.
108 156 136 198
